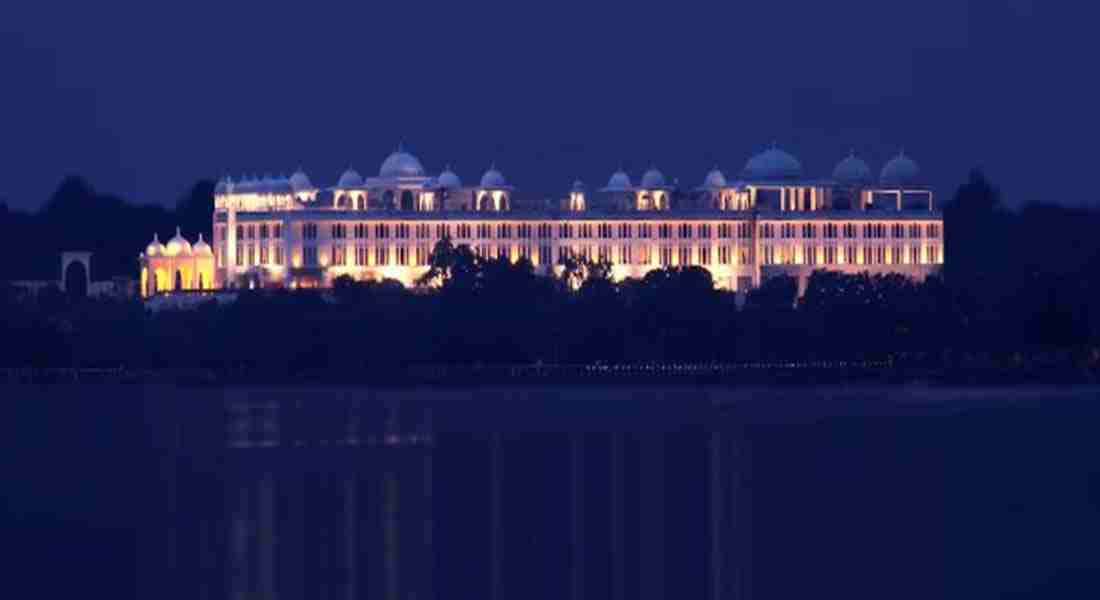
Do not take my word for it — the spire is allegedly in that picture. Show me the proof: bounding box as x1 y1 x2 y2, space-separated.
153 233 159 243
175 226 182 237
198 233 205 243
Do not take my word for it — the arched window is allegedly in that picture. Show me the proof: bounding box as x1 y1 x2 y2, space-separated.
400 190 415 211
383 190 395 209
175 270 183 291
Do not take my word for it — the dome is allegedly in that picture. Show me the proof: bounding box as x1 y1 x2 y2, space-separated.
379 148 425 178
743 145 803 180
145 233 165 257
214 177 228 195
438 165 462 189
192 233 213 256
337 167 363 189
289 168 313 191
880 151 921 187
480 164 507 188
572 179 585 191
259 174 276 193
605 169 633 191
640 167 667 189
165 227 193 257
701 167 727 189
833 151 872 184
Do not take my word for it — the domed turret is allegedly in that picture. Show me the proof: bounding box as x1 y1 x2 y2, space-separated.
379 147 425 178
165 227 193 257
215 177 228 195
572 179 586 191
640 167 667 189
604 168 633 191
438 165 462 189
145 233 165 257
701 167 727 189
480 164 507 188
192 233 213 256
337 167 363 189
833 151 872 185
743 144 803 180
880 150 921 187
289 168 313 192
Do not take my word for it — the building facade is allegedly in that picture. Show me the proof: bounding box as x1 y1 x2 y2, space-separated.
140 145 943 296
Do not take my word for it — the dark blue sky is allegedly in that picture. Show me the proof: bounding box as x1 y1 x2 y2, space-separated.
0 1 1089 211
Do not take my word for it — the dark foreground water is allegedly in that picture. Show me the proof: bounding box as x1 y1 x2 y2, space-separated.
3 385 1099 600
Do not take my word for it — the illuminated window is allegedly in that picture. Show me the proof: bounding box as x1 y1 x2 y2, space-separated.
598 224 612 239
235 245 244 266
620 245 632 264
639 224 652 239
598 245 611 262
260 246 269 264
558 223 573 239
275 246 284 266
374 246 388 266
660 247 673 266
618 223 632 238
303 247 318 266
699 246 712 265
260 224 269 239
538 245 551 265
679 246 692 265
396 246 409 265
719 246 731 265
698 224 712 239
659 224 672 239
356 246 368 266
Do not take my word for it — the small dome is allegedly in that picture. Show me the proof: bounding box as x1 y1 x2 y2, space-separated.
192 233 213 256
438 165 462 189
145 233 165 257
743 145 803 180
701 167 727 189
605 168 633 191
572 179 585 191
214 177 228 195
289 168 313 191
165 227 193 257
480 164 507 188
379 148 425 178
880 151 921 187
337 167 363 189
833 151 872 184
259 174 277 193
640 167 667 189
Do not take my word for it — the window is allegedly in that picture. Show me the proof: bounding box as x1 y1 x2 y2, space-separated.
891 224 904 238
579 223 592 239
804 245 816 265
678 223 693 239
699 245 712 265
246 245 255 266
331 245 347 266
620 245 632 264
927 224 941 238
618 223 632 238
247 225 255 240
374 246 388 266
824 246 837 265
396 224 410 239
375 224 389 239
739 223 752 238
761 224 774 239
457 224 471 239
303 223 318 239
762 246 775 265
639 223 652 239
801 223 816 238
660 247 673 266
843 224 856 239
519 244 531 261
909 246 920 265
638 245 652 265
537 224 552 239
518 224 531 239
718 246 731 265
598 245 611 262
436 223 452 238
303 246 318 266
538 245 551 265
845 246 856 265
557 246 571 264
659 224 672 239
559 223 573 239
332 224 346 239
260 224 269 239
416 224 431 239
497 223 512 239
396 246 409 265
698 224 712 239
275 246 284 266
497 245 510 260
928 245 941 263
718 223 732 239
678 246 692 266
260 246 269 264
235 244 243 266
356 246 368 266
236 225 244 240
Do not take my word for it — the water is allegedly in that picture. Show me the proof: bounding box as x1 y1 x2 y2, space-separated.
4 385 1099 600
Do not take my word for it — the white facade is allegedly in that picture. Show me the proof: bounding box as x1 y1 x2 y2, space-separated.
184 146 943 293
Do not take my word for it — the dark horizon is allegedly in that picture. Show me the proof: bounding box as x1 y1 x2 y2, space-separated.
3 1 1090 212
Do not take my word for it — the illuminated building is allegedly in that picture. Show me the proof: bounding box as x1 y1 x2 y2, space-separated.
140 145 943 296
139 227 216 296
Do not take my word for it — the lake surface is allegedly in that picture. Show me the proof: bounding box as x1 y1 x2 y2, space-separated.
4 385 1099 600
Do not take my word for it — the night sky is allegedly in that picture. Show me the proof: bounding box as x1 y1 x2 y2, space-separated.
1 1 1088 211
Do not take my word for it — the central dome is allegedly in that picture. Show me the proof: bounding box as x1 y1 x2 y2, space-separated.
379 149 425 178
337 167 363 189
743 145 803 180
192 233 213 256
289 168 313 191
165 227 193 257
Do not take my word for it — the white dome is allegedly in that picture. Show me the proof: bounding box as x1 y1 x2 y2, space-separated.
480 165 507 188
833 151 872 184
165 227 193 257
379 149 425 178
572 179 585 191
640 167 667 188
337 167 363 189
438 165 462 189
880 151 921 186
289 169 313 191
145 233 165 257
701 167 727 189
743 145 803 180
605 169 633 191
192 233 213 256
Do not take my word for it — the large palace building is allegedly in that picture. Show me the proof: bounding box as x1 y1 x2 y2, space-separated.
139 145 942 296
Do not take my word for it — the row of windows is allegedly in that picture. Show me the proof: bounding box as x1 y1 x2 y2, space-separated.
233 244 285 267
224 224 283 241
760 244 942 266
256 221 943 242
